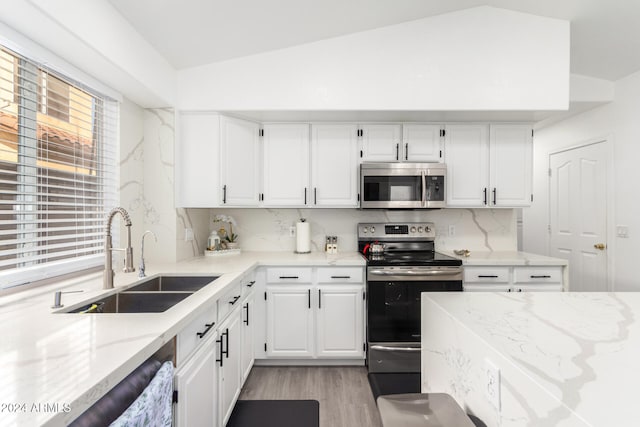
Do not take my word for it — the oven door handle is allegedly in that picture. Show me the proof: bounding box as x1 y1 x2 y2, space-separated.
369 345 421 352
369 269 461 276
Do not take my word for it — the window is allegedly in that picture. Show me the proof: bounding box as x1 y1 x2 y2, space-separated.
0 45 118 289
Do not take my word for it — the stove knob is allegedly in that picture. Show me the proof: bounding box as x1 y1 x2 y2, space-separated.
370 226 375 233
425 225 431 232
417 226 423 233
410 226 416 233
363 227 368 234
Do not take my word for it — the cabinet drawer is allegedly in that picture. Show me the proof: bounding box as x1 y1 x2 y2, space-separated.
240 271 257 297
218 282 242 321
316 267 363 283
266 267 312 283
464 267 510 283
513 267 562 284
177 303 218 365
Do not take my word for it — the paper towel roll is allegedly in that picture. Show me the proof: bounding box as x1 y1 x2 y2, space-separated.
295 219 311 254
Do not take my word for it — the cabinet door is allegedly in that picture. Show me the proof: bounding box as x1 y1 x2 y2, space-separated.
403 124 442 162
262 124 310 206
219 309 242 426
220 116 261 206
360 124 402 162
490 125 533 207
316 285 364 358
174 332 218 427
176 112 220 207
311 124 359 207
445 124 489 207
240 292 255 382
266 285 314 357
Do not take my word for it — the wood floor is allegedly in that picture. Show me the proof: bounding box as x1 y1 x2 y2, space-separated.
238 366 383 427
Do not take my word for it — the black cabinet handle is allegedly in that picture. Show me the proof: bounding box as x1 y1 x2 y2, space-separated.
196 322 215 339
229 295 241 305
243 303 249 325
308 289 311 309
507 288 513 292
279 276 299 279
530 275 551 279
405 143 408 160
483 188 487 205
318 289 321 309
492 187 497 205
223 329 229 359
396 143 399 161
246 280 255 287
330 276 351 279
216 337 224 367
478 275 498 278
517 288 523 292
222 185 227 204
314 187 317 205
304 187 307 205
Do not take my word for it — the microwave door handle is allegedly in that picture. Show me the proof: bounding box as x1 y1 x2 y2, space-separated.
421 170 427 207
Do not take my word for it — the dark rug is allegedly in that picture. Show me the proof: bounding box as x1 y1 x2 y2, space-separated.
227 400 320 427
367 372 421 401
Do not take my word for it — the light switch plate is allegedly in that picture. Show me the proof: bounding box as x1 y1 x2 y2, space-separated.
617 225 629 238
184 228 194 241
485 359 501 410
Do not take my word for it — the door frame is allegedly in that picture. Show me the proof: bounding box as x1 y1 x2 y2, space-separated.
547 135 615 291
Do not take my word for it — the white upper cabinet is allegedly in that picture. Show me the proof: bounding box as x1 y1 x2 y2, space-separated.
402 124 443 162
262 124 310 206
445 124 490 207
311 124 359 207
445 124 533 207
360 124 402 162
490 125 533 207
220 116 261 206
176 112 220 208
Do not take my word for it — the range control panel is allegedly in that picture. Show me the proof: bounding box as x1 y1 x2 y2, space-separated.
357 222 435 240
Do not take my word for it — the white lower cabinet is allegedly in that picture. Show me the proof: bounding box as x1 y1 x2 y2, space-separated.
240 290 255 382
174 331 218 427
316 285 364 358
265 285 315 357
463 265 564 292
218 307 242 427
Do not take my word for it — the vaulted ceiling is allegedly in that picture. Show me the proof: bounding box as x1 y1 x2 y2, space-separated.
109 0 640 81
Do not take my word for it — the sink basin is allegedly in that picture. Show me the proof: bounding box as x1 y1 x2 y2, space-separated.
125 275 219 293
68 292 192 313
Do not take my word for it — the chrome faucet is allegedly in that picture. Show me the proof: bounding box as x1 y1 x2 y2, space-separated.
104 207 135 289
139 230 157 279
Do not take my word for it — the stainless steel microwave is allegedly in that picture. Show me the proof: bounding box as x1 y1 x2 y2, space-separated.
360 163 446 209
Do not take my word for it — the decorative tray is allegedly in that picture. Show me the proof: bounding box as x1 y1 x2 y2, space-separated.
204 248 241 257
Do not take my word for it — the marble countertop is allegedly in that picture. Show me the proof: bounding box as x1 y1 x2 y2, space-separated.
423 292 638 426
446 250 568 266
0 251 365 427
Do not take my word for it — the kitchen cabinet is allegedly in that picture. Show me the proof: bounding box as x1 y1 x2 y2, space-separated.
174 330 218 427
445 124 532 207
359 124 402 162
262 124 310 206
240 272 256 382
265 284 315 357
218 307 242 426
463 265 563 292
402 124 443 162
316 284 364 358
176 112 221 208
220 115 261 206
311 124 359 207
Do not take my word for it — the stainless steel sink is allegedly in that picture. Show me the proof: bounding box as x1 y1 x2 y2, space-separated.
68 291 193 313
125 275 219 293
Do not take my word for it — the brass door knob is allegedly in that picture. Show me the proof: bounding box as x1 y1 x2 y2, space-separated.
594 243 606 250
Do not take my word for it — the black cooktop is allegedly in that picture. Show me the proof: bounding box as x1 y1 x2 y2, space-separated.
364 251 462 267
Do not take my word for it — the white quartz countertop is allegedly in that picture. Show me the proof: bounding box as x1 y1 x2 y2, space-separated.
423 292 638 426
0 251 365 427
446 250 568 266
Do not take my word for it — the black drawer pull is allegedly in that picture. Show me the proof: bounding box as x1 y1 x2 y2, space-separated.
318 289 321 309
279 276 299 279
196 322 215 339
478 275 498 278
216 337 224 367
530 275 551 279
247 280 255 287
223 329 229 358
308 289 311 309
243 303 249 325
229 295 241 305
330 275 351 279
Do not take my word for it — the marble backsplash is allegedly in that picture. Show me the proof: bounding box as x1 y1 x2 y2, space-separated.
207 208 517 253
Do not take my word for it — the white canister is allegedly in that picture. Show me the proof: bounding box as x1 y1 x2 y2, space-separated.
207 232 220 250
295 219 311 254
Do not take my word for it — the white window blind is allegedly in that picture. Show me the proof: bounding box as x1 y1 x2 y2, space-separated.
0 45 118 289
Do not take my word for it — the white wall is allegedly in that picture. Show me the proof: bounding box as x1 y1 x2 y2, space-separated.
524 69 640 291
208 208 517 254
177 6 569 111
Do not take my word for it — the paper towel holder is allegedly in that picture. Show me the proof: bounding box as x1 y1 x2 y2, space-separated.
294 218 311 254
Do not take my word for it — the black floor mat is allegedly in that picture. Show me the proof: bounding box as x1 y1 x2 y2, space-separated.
367 372 421 401
227 400 319 427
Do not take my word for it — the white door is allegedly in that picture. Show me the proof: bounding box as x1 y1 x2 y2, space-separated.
445 125 489 207
490 125 533 207
266 285 314 357
316 285 364 358
311 124 359 207
549 142 608 291
174 332 217 427
262 124 310 206
220 116 261 206
240 292 255 382
360 124 402 162
403 124 442 162
219 309 242 426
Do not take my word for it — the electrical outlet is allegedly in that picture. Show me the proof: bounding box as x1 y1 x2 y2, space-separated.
448 225 456 237
289 226 296 237
485 359 501 410
184 228 194 241
617 225 629 238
